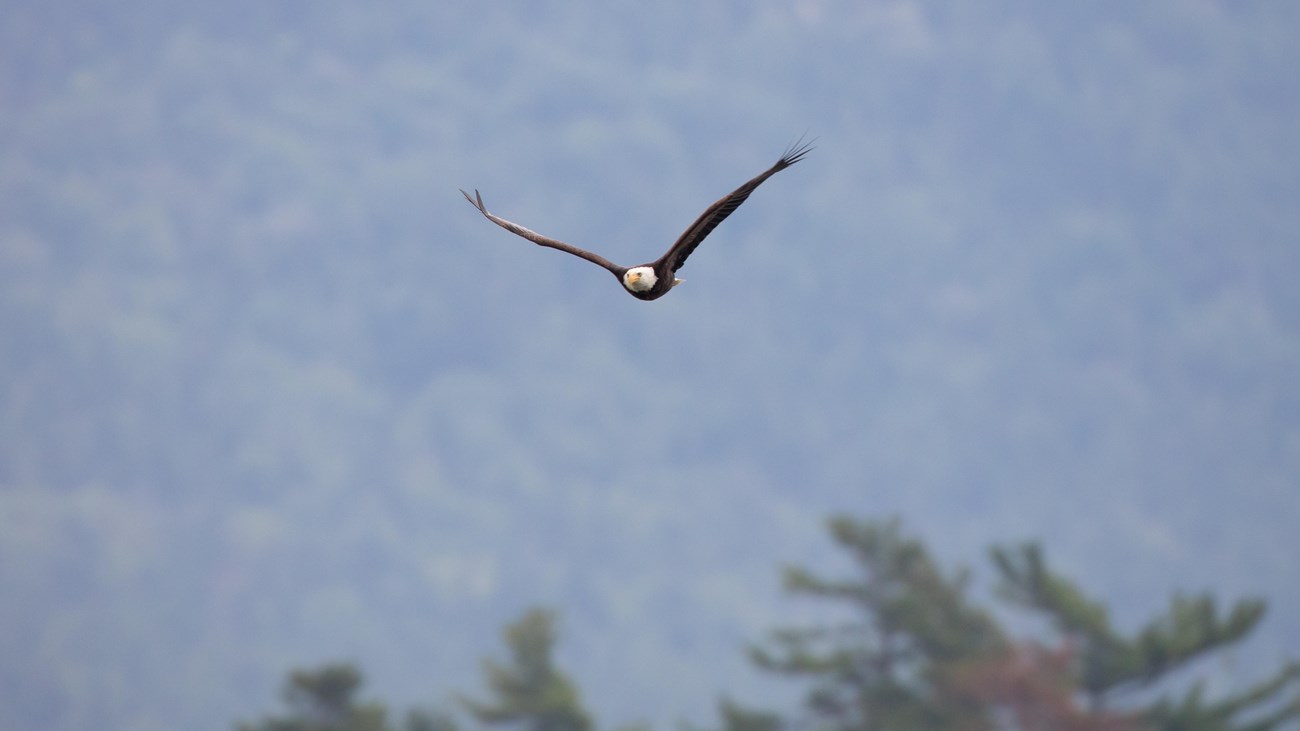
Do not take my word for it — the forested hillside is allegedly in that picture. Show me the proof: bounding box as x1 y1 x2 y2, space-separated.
2 2 1298 730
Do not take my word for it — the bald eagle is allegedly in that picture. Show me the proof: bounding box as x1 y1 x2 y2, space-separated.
460 139 813 301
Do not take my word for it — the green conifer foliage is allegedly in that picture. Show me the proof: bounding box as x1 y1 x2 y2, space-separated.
735 517 1300 731
236 663 390 731
459 609 594 731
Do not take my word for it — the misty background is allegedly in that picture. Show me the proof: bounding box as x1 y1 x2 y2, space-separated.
2 2 1298 730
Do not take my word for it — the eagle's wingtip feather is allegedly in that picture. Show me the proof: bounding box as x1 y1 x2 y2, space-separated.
459 188 488 214
780 135 816 168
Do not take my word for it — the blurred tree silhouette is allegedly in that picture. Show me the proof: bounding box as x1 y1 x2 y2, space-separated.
991 543 1300 730
458 608 595 731
236 662 459 731
729 516 1300 731
238 519 1299 731
743 516 1016 730
236 663 391 731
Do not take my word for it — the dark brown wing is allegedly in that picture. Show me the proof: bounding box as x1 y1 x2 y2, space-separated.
460 189 625 276
653 138 814 273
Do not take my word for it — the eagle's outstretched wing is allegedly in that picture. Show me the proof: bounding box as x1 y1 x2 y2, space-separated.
654 137 814 273
460 189 624 275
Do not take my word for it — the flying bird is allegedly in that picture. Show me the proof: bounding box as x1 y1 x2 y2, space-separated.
460 138 813 301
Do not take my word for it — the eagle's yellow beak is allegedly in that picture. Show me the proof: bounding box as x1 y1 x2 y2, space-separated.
628 272 641 284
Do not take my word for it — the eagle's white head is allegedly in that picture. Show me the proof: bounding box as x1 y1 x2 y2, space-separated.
623 266 658 293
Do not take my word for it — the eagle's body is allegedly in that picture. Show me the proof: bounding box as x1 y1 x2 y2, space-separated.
460 139 812 300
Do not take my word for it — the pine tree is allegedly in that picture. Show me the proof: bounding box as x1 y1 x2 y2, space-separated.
991 543 1300 730
734 516 1300 731
744 516 1007 731
459 608 594 731
709 697 783 731
236 663 390 731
